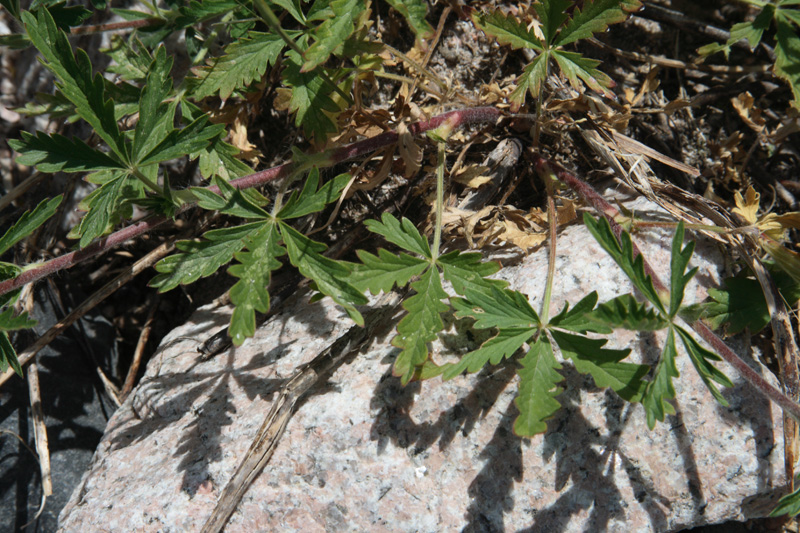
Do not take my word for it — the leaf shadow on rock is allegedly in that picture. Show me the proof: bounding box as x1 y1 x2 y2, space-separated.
107 339 295 488
521 365 672 533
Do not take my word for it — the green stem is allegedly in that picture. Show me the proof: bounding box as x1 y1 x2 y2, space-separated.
431 141 445 261
538 163 558 324
132 168 164 196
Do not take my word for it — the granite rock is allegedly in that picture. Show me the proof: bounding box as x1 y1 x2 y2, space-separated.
58 190 787 532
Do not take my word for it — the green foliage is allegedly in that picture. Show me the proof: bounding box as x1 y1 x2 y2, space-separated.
0 196 62 375
473 0 642 108
770 477 800 518
151 167 365 344
682 267 800 334
699 0 800 109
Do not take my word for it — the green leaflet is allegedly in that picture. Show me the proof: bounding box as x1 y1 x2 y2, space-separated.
150 222 264 291
281 223 366 326
228 221 285 345
514 335 564 436
363 213 432 258
74 171 139 248
643 326 680 429
392 267 449 384
556 0 643 47
582 293 667 332
668 222 697 318
347 249 427 295
675 326 732 406
442 327 534 380
9 132 124 173
584 213 667 315
135 115 224 167
131 46 175 164
190 31 289 99
438 251 506 295
550 330 648 402
23 7 127 161
0 332 23 376
0 196 62 256
452 286 540 330
278 169 351 219
192 177 271 219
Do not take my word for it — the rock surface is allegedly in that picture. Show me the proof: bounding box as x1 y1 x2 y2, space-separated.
58 190 787 532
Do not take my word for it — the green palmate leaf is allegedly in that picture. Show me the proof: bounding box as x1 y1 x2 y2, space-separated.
192 177 270 219
437 251 506 296
584 213 667 315
75 171 139 248
392 267 449 384
9 131 124 173
347 249 427 294
385 0 433 41
534 0 572 45
552 50 615 97
675 326 732 405
282 51 342 141
555 0 642 47
364 213 431 258
302 0 366 72
131 46 175 164
550 330 649 402
137 115 224 167
228 221 285 345
549 292 608 333
452 286 540 330
0 195 62 256
509 52 550 110
190 31 288 100
584 293 667 332
150 222 263 291
443 327 534 380
668 222 697 317
775 17 800 109
280 223 366 325
22 8 127 161
278 169 351 219
472 9 544 51
0 332 22 376
643 326 680 429
514 334 564 436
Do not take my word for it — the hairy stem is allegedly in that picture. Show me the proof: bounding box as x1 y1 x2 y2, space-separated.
0 107 502 298
431 141 446 261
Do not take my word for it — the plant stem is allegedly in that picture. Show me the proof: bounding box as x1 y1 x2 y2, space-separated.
70 18 164 35
431 142 445 261
536 161 559 324
0 107 502 298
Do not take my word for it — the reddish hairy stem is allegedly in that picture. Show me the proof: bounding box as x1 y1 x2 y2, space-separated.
533 155 800 423
69 18 163 35
0 107 502 297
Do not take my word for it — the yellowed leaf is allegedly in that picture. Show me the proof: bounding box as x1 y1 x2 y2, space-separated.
732 186 760 225
731 92 766 133
499 221 546 251
452 165 492 188
397 122 423 178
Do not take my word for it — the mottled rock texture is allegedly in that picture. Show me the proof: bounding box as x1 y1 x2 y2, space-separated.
59 191 787 532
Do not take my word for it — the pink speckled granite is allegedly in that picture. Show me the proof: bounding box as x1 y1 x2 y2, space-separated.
58 190 787 532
